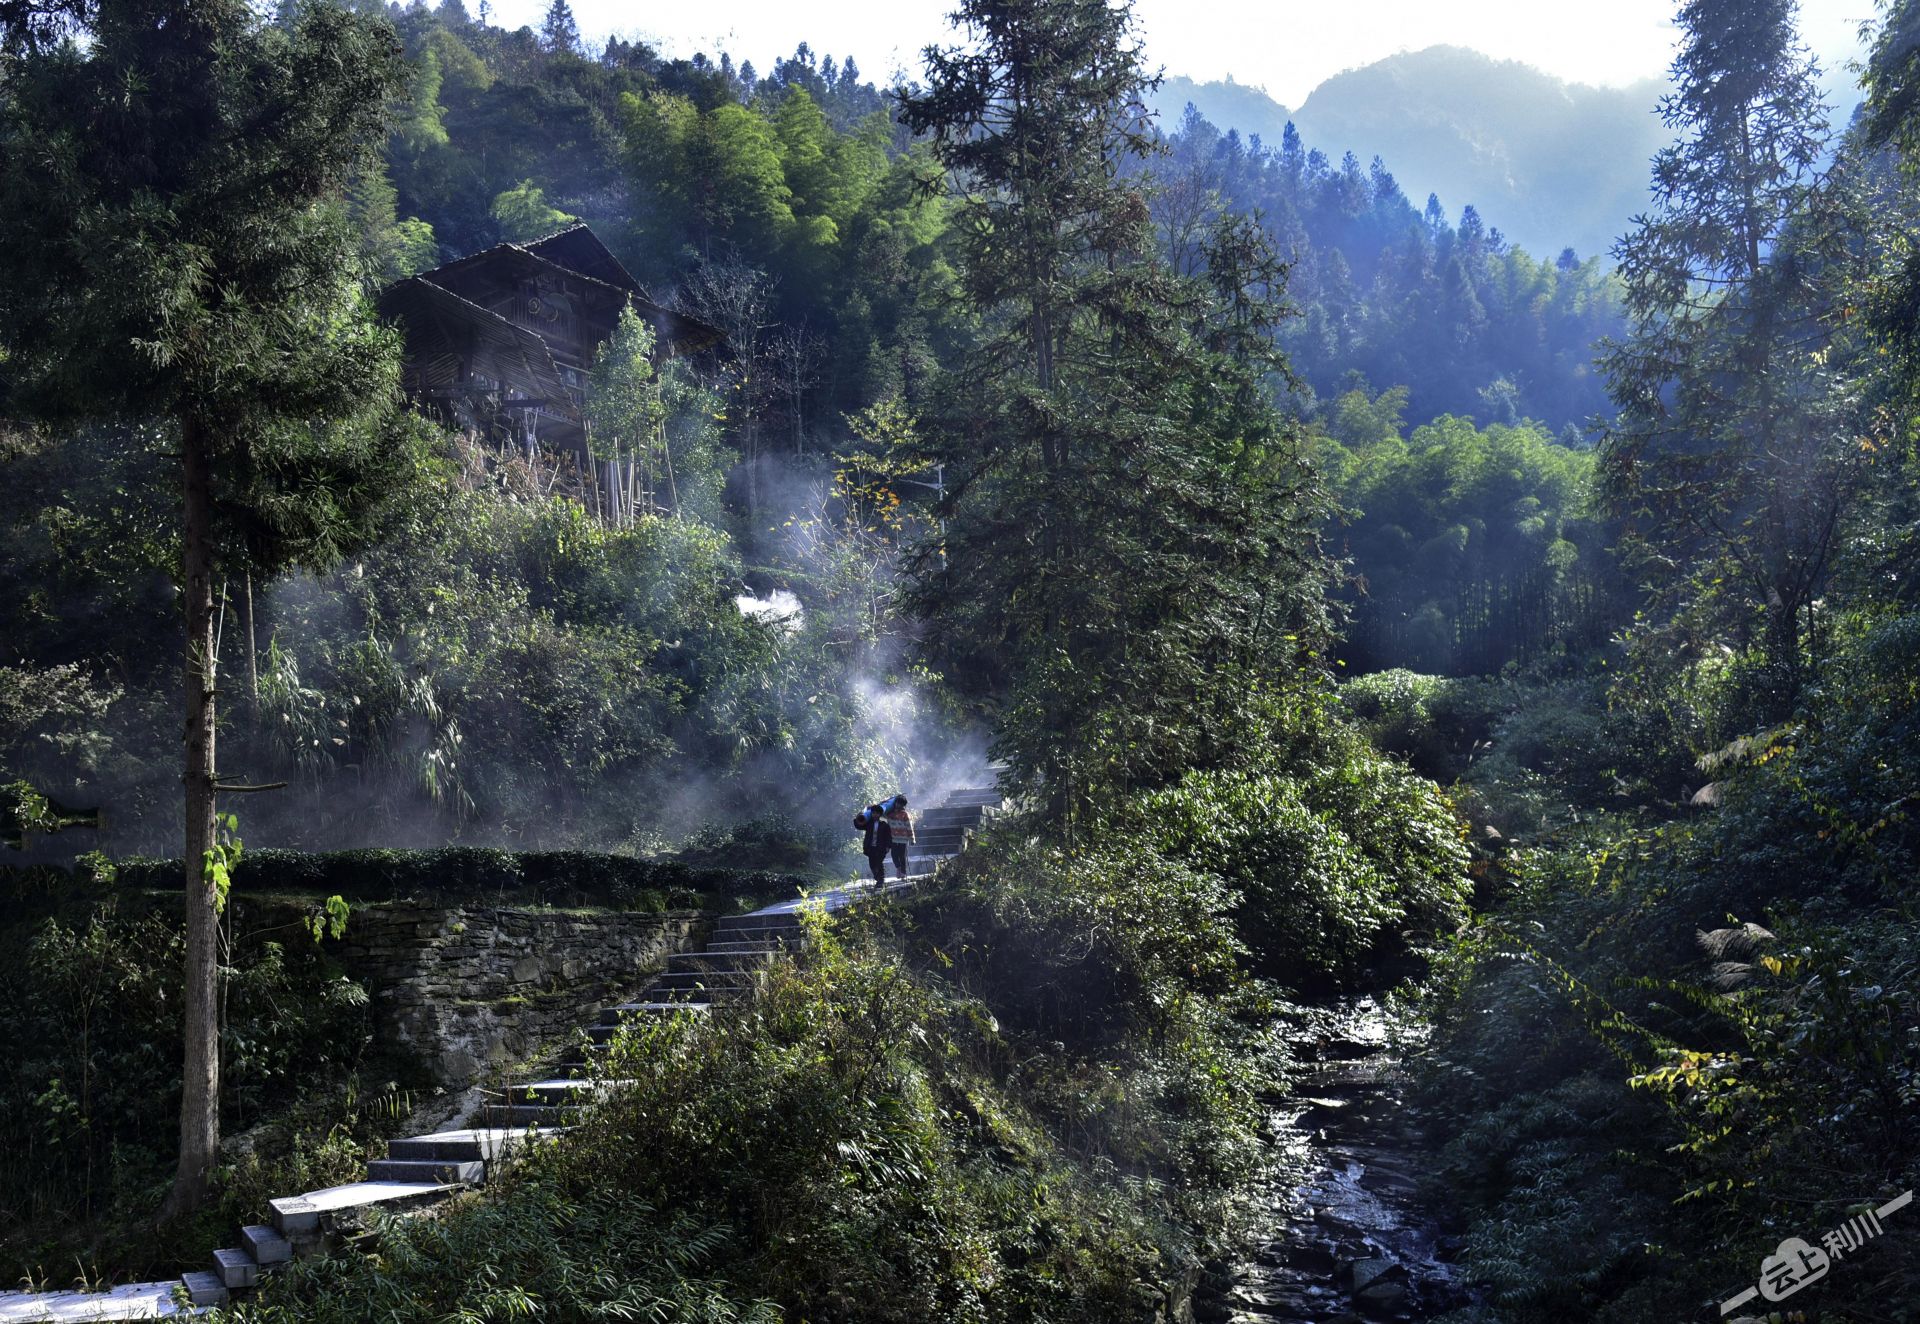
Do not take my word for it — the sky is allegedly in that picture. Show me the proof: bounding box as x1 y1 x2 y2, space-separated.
486 0 1877 107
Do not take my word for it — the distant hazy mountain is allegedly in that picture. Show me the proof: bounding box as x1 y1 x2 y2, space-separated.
1154 47 1671 261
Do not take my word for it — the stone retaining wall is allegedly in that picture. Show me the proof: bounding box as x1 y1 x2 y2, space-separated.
331 904 707 1087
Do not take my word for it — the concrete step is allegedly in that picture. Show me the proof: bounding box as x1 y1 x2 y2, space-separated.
489 1078 622 1107
383 1127 544 1164
649 970 755 992
210 1248 256 1291
471 1103 565 1127
0 1283 190 1320
600 994 737 1024
943 789 1002 806
714 910 802 932
701 927 803 948
270 1180 458 1237
364 1157 485 1185
178 1272 227 1308
666 949 775 973
586 1007 709 1041
635 982 746 1003
240 1223 292 1267
918 805 985 822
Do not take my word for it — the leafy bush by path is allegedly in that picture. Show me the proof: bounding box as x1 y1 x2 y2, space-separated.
671 812 851 877
0 903 387 1284
22 847 809 909
1416 614 1920 1323
229 882 1269 1324
223 1184 776 1324
1122 709 1470 987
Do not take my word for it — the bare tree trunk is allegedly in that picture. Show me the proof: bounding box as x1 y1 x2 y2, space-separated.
243 569 258 707
661 420 679 514
161 411 220 1219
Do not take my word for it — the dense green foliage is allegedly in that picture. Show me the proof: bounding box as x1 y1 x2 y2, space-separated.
1397 4 1920 1318
221 859 1276 1323
1129 702 1469 984
27 847 810 907
11 0 1920 1314
0 899 388 1282
1318 402 1619 675
351 0 1628 436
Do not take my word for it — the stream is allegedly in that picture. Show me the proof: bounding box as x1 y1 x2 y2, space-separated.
1202 998 1476 1324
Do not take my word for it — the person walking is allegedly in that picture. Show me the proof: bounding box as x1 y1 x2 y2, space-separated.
883 793 915 879
859 801 892 884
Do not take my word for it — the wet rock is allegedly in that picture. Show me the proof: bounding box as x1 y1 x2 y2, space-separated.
1211 998 1472 1323
1344 1257 1405 1295
1354 1276 1412 1319
1279 1240 1338 1275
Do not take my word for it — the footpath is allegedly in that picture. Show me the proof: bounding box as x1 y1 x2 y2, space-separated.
0 787 1001 1322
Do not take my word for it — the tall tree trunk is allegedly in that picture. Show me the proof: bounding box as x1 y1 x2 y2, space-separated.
244 569 258 707
161 411 220 1219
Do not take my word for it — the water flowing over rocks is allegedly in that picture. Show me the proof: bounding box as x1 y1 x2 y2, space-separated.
1203 999 1473 1324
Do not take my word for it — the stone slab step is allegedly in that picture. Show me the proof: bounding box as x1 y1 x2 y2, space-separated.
177 1273 226 1309
586 1007 709 1041
240 1223 291 1266
384 1128 557 1164
471 1103 566 1127
943 790 1002 807
666 950 773 972
270 1180 458 1236
210 1249 255 1291
714 911 802 931
649 970 754 990
489 1078 625 1106
635 984 745 1004
698 927 801 948
595 1000 710 1021
598 996 724 1024
364 1157 485 1185
702 940 787 954
0 1284 192 1320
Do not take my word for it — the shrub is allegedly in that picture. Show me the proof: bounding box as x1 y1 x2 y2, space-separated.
0 904 381 1282
1133 735 1469 986
231 906 1243 1324
224 1183 775 1324
672 812 847 875
61 847 807 908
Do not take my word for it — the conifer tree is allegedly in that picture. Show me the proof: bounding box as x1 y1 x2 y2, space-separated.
540 0 579 55
899 0 1330 816
0 0 427 1214
1600 0 1860 715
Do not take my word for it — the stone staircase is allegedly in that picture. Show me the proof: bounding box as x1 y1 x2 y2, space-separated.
0 786 1002 1322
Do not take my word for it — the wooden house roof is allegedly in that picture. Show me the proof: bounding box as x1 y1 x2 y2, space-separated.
380 276 569 404
416 230 724 356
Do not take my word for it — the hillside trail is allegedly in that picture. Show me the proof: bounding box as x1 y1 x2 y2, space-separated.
1206 998 1476 1324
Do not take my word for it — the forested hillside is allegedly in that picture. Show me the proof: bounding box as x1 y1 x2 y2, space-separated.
0 0 1916 1319
1158 50 1672 261
0 0 1628 859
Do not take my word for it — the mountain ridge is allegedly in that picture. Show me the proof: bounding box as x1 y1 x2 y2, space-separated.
1153 47 1670 260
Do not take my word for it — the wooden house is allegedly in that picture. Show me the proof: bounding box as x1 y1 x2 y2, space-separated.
381 225 721 462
